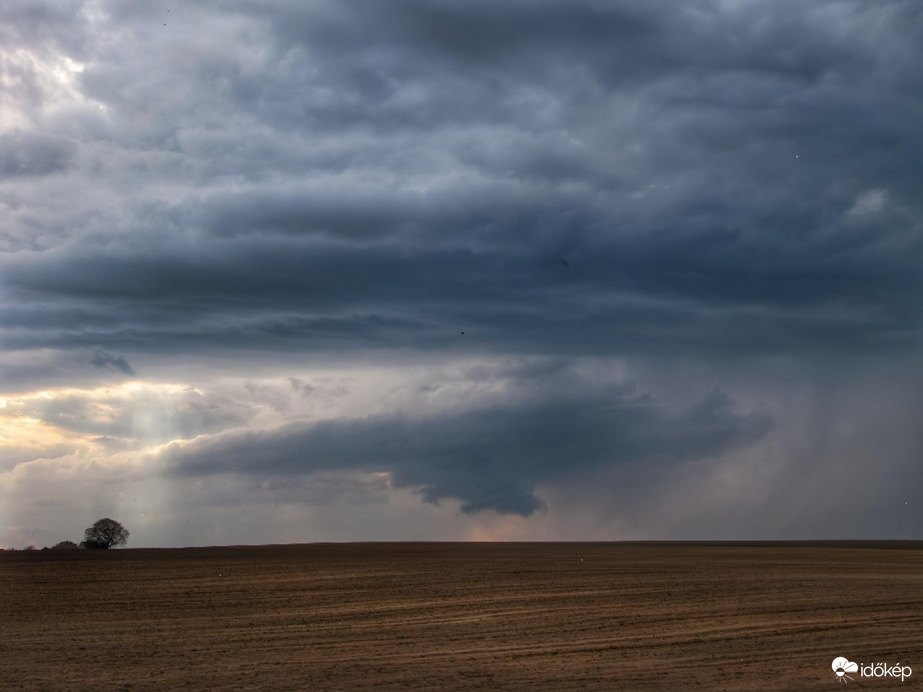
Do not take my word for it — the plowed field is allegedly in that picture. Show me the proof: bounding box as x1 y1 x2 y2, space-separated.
2 542 921 690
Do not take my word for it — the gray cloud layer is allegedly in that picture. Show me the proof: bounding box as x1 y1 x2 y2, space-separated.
2 0 921 362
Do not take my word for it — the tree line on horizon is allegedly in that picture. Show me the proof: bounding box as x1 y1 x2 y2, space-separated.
1 518 129 552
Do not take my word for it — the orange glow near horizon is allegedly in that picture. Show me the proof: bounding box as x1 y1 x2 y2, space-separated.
0 381 202 454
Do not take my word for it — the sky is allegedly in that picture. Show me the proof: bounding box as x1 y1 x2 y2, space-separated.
1 0 921 548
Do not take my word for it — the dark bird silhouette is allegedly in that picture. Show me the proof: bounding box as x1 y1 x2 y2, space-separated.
561 258 570 267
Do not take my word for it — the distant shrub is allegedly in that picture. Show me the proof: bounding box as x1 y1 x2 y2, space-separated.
52 541 79 550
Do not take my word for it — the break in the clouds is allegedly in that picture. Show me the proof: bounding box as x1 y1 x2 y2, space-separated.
1 1 921 547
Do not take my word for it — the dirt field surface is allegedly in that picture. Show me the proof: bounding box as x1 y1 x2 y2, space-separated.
2 542 921 691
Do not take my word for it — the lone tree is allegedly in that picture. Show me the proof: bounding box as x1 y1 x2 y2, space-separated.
83 518 129 549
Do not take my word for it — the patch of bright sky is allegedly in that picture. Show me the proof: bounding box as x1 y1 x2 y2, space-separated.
0 48 103 133
0 358 557 466
848 188 887 216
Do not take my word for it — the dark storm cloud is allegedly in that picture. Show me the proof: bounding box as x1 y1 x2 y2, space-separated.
3 0 921 363
4 0 923 545
168 386 771 515
3 218 919 358
89 348 135 375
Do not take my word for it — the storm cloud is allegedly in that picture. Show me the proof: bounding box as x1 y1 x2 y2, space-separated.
1 0 921 546
89 348 135 375
3 0 921 361
167 386 771 516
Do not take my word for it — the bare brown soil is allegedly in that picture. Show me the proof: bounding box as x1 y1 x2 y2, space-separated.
2 542 921 690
